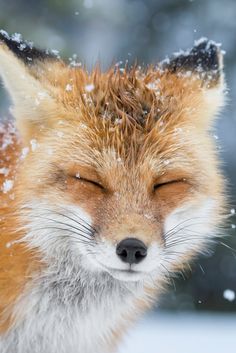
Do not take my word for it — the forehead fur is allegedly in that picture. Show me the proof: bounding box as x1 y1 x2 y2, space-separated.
0 32 225 145
35 61 216 130
26 61 220 174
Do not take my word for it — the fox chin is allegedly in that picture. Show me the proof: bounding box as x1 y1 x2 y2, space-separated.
0 31 226 353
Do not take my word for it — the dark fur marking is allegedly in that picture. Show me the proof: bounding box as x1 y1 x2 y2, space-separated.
0 30 56 65
162 39 222 80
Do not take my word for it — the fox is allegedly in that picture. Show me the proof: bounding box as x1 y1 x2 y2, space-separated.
0 30 226 353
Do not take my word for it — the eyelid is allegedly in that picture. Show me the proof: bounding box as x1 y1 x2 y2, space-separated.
154 179 187 190
73 175 104 189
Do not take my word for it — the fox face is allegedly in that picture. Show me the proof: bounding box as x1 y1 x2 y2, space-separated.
0 32 226 288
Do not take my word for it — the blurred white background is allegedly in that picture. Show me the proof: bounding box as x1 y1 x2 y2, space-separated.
118 312 236 353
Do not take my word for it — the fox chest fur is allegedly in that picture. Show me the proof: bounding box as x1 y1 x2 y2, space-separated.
0 30 226 353
0 264 149 353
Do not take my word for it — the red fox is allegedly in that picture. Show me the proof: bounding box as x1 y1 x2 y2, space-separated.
0 31 226 353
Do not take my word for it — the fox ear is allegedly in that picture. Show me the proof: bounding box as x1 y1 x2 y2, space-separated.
162 38 224 82
161 38 225 124
0 31 59 139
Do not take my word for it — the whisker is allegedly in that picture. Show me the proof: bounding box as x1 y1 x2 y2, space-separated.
48 209 96 235
53 208 97 235
164 222 214 241
198 264 205 275
20 205 97 235
219 241 236 254
163 216 212 239
85 250 98 256
165 237 214 249
21 233 94 250
29 215 94 242
58 205 97 233
160 264 176 291
27 226 97 247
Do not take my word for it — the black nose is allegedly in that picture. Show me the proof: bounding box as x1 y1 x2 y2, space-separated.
116 238 147 265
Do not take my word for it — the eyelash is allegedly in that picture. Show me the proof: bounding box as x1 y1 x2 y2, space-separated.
153 179 186 190
71 174 186 192
73 175 104 189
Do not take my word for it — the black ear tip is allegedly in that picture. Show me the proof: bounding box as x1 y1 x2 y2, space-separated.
0 29 58 64
162 37 224 76
191 37 223 71
0 29 10 40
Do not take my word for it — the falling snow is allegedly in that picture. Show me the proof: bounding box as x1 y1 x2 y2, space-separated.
2 179 14 193
0 167 9 176
30 139 38 152
51 49 59 56
146 81 159 90
11 32 22 43
5 242 12 248
223 289 235 302
21 147 29 159
65 84 73 91
85 84 95 92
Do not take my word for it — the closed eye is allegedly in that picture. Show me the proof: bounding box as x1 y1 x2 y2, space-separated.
154 179 187 190
73 175 105 189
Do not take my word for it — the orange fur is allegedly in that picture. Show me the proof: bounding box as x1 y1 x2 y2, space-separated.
0 125 41 332
0 35 226 347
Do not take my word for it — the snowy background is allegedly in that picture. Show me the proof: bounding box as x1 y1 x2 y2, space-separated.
0 0 235 351
117 312 236 353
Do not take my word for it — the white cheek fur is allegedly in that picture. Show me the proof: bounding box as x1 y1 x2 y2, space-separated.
1 197 219 353
4 201 150 353
21 197 218 279
161 197 218 271
22 202 94 260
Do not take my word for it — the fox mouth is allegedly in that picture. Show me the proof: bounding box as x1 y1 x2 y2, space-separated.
107 268 147 282
96 261 146 282
97 259 141 273
108 268 142 274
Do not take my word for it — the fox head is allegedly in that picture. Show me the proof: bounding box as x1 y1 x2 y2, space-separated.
0 31 226 283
